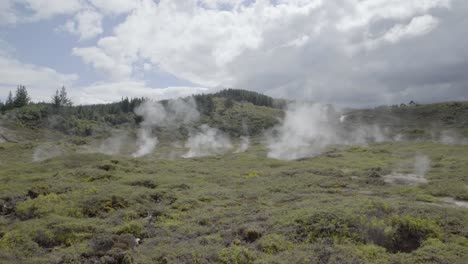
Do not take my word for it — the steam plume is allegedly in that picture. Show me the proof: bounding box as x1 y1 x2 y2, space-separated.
132 97 199 157
266 103 389 160
183 125 232 158
414 154 431 176
33 144 64 162
235 121 250 153
235 136 250 153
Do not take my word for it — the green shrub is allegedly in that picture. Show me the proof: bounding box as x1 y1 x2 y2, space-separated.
219 245 255 264
257 234 291 254
81 195 128 217
0 230 41 256
15 193 63 219
388 215 442 253
295 211 361 243
117 222 143 237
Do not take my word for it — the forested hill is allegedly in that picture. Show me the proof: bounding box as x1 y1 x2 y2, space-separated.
0 88 283 138
345 101 468 138
1 86 468 140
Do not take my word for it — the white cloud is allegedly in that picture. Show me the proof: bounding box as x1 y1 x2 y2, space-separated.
1 0 138 26
72 0 323 85
88 0 138 15
0 53 78 102
4 0 468 106
199 0 249 9
21 0 83 21
72 46 132 80
337 0 450 31
0 0 17 24
383 15 439 43
66 0 468 106
72 81 210 104
61 9 103 40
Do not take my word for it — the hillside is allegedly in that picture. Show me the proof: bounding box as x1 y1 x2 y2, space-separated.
345 101 468 139
0 90 468 264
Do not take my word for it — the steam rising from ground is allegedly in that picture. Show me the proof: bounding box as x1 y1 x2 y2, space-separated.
437 130 468 145
79 132 130 155
183 125 232 158
132 129 158 157
33 144 64 162
266 103 388 160
413 154 431 176
235 121 250 153
383 154 430 186
132 98 199 157
98 133 129 155
235 136 250 153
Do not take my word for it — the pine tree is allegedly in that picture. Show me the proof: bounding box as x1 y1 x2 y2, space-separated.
13 85 30 108
5 91 14 110
59 86 72 106
52 89 61 108
52 86 72 109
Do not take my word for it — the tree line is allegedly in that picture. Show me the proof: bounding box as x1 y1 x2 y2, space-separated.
1 86 278 121
0 85 145 117
0 85 30 111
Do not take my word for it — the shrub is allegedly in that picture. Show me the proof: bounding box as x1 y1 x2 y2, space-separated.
237 226 263 243
0 230 41 256
219 245 255 264
27 184 51 199
388 215 442 253
117 222 143 237
82 195 128 217
295 211 361 243
257 234 291 254
129 179 157 189
15 193 63 219
89 233 114 254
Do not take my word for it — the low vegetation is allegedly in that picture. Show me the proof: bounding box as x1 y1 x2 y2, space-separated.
0 88 467 263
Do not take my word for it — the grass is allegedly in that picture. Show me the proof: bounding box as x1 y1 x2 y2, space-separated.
1 135 468 263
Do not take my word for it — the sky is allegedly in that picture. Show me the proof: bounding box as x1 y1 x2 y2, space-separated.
0 0 467 106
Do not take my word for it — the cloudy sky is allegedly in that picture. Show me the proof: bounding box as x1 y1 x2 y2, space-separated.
0 0 467 106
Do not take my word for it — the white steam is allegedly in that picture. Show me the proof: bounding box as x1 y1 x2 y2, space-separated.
383 154 431 186
33 144 64 162
235 136 250 153
183 125 233 158
266 103 389 160
413 154 431 176
266 103 339 160
132 98 199 157
438 130 468 145
235 121 250 153
133 129 158 158
98 133 128 155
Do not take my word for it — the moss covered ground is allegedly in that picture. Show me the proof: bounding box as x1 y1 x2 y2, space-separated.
1 135 467 263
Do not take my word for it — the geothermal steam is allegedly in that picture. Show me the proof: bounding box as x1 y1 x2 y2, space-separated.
133 129 158 157
183 125 233 158
266 103 388 160
235 136 250 153
33 144 64 162
97 133 129 155
132 98 199 157
235 121 250 153
383 154 430 186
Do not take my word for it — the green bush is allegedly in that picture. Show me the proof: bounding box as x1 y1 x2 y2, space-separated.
117 222 143 237
295 211 361 243
0 230 42 256
257 234 291 254
15 193 63 219
219 245 256 264
388 215 442 253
